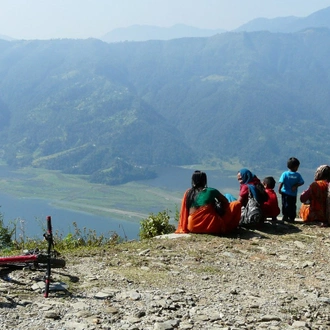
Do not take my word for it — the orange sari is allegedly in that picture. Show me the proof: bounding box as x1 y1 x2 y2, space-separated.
176 190 241 235
299 180 329 223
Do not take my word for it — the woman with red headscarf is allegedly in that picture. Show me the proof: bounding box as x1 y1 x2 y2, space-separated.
175 170 241 235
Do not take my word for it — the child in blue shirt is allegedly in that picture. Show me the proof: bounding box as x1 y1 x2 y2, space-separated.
278 157 304 222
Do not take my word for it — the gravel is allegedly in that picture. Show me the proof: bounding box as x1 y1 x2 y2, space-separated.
1 220 330 329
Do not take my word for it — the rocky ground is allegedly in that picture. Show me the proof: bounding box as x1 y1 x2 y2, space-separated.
1 220 330 330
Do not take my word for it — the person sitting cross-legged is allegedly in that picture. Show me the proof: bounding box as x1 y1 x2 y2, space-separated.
261 176 280 221
299 165 330 226
175 170 241 235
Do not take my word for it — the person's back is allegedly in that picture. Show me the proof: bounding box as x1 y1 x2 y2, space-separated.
279 170 304 196
299 165 330 224
186 186 229 233
278 157 304 222
176 170 241 235
191 187 226 208
262 177 280 220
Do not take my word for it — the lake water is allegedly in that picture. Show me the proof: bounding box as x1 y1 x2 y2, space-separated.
0 165 238 241
0 192 141 240
0 165 315 240
0 165 142 240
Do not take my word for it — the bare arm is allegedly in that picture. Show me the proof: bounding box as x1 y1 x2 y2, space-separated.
300 187 311 203
278 182 283 194
291 182 304 192
217 192 229 208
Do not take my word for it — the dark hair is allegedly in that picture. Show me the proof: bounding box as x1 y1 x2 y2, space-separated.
191 170 207 189
263 176 276 189
187 170 207 209
287 157 300 171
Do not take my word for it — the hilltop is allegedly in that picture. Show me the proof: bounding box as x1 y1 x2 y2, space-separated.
1 220 330 329
235 6 330 33
101 24 225 43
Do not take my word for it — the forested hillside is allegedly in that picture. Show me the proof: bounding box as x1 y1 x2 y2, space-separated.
0 28 330 184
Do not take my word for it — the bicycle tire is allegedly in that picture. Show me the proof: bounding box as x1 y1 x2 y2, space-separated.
37 258 66 269
49 258 66 268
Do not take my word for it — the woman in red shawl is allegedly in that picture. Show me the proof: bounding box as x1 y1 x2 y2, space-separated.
175 170 241 235
299 165 330 225
237 168 268 207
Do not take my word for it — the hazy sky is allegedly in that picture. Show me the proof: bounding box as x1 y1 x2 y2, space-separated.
1 0 330 40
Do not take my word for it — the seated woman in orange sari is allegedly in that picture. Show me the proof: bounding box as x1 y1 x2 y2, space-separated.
299 165 330 225
176 170 241 235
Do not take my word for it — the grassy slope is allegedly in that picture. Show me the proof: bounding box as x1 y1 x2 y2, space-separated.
0 166 182 222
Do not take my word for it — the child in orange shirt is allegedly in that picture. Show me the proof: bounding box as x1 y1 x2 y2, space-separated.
262 176 280 221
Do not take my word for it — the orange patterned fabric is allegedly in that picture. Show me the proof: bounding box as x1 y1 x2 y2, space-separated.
299 180 329 222
176 190 241 234
299 204 310 221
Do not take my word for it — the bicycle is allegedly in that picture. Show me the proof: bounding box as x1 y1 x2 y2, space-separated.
0 216 66 297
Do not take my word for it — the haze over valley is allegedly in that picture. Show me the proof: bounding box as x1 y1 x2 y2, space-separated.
0 2 329 234
1 8 330 185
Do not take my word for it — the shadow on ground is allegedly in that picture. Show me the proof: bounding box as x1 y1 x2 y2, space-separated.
227 220 303 240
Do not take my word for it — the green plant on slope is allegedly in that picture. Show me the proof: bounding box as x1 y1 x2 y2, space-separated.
0 212 14 249
139 210 176 239
53 222 123 250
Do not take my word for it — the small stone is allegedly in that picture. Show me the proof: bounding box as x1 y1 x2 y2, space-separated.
105 306 119 314
292 320 308 328
294 241 306 249
44 311 60 319
259 315 282 322
138 249 150 256
95 291 113 299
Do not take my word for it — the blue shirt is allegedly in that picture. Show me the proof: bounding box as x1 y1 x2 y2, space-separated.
279 171 304 196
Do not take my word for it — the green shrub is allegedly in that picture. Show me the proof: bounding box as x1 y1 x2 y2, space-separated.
5 220 122 252
53 222 122 250
139 210 176 240
0 213 14 248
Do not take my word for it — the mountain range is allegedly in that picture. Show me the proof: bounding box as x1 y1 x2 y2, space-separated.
2 6 330 43
1 24 330 184
235 6 330 33
100 6 330 43
0 34 13 41
101 24 225 43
